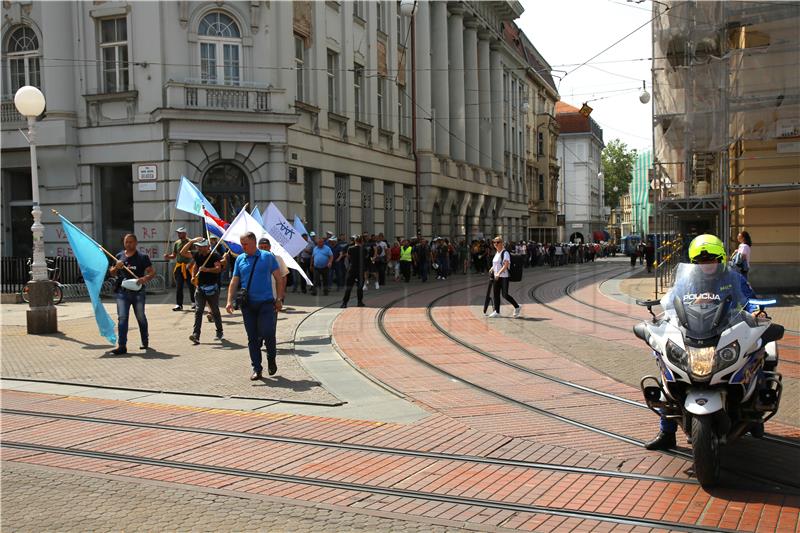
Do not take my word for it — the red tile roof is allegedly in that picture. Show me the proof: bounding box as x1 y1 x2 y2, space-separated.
556 100 591 133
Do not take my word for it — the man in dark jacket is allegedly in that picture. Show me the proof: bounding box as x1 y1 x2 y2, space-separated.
341 235 367 308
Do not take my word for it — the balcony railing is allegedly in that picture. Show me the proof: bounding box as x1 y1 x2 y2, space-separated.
165 81 282 113
1 98 25 126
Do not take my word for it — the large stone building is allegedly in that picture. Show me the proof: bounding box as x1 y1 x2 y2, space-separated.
1 0 549 269
555 101 605 243
514 26 559 244
652 1 800 290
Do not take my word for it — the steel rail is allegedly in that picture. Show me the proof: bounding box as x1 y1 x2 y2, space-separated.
2 441 741 533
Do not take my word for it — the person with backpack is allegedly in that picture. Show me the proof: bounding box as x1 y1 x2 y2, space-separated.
487 236 521 319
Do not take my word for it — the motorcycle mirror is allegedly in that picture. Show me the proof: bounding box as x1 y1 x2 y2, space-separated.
673 296 688 328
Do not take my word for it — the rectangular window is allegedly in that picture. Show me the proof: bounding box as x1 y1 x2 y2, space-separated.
223 44 239 85
398 82 409 136
353 0 365 19
354 62 364 121
327 50 339 113
377 1 387 33
295 35 306 101
200 42 217 84
377 77 386 129
99 17 129 92
538 131 544 156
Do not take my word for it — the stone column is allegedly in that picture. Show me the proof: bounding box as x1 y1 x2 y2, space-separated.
490 42 504 174
268 144 289 211
430 0 449 158
447 5 465 162
463 19 480 167
478 32 492 170
415 1 432 152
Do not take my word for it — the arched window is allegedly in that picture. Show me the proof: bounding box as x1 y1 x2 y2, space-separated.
4 26 41 93
202 163 250 221
198 12 241 85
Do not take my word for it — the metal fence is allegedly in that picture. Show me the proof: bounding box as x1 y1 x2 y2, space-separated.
654 235 683 300
1 256 167 297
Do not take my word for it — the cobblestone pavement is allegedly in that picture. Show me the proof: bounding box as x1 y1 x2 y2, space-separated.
1 290 345 404
3 260 798 533
1 462 484 533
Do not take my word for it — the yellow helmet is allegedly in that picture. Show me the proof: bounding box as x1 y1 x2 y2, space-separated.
688 234 726 263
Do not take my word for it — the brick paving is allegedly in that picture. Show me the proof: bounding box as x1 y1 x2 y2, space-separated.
1 290 343 404
3 260 799 532
1 462 487 532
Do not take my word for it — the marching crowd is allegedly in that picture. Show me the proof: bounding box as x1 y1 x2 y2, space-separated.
107 226 621 380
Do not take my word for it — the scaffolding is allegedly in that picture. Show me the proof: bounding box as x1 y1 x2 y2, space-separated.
652 1 800 259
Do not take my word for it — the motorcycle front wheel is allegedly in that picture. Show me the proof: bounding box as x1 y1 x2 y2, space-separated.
691 415 720 488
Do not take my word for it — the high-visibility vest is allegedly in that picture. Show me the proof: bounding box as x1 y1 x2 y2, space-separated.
400 246 413 262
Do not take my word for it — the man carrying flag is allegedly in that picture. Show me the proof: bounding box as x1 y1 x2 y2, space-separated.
163 226 195 311
110 234 156 355
56 212 119 345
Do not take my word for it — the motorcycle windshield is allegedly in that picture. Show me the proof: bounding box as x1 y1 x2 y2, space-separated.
661 263 749 341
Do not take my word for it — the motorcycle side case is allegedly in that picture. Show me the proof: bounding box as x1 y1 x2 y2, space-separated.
684 389 724 415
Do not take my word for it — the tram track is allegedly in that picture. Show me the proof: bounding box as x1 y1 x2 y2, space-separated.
1 439 744 533
367 264 800 492
0 407 695 485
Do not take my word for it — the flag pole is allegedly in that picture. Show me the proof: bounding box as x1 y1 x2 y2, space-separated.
51 209 138 278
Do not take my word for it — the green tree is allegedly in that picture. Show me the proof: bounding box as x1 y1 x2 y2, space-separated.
601 139 637 208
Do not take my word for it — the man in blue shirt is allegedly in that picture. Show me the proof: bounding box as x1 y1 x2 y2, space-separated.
226 232 284 380
310 236 334 296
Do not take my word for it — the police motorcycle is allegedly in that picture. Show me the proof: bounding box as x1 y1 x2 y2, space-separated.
633 263 784 487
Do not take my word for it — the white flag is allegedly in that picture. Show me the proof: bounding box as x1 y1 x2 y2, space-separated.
221 209 312 286
264 203 308 257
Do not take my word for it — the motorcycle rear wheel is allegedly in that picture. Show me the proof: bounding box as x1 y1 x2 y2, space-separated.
691 415 720 488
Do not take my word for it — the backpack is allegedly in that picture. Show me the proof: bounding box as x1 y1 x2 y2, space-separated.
505 251 524 282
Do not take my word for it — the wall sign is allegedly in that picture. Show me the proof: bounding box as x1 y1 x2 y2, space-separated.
138 165 157 181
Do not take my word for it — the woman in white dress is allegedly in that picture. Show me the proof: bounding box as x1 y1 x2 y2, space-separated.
487 236 521 318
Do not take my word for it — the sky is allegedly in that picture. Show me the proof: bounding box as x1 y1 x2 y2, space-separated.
518 0 655 153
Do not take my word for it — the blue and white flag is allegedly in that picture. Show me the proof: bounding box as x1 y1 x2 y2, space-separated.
176 176 220 218
293 215 309 237
57 215 117 344
220 209 312 285
252 206 264 228
264 203 308 257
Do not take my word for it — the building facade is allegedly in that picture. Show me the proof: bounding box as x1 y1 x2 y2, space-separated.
515 27 559 244
1 0 545 267
652 1 800 290
555 101 605 244
629 149 652 238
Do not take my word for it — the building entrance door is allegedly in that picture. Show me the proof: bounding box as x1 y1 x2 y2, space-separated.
202 163 250 222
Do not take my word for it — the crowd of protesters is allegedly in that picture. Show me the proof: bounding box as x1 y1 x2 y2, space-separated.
138 225 623 380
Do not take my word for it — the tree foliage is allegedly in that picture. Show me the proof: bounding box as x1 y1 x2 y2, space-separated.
601 139 638 208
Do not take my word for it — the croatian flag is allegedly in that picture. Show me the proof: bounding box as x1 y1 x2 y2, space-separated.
204 209 243 254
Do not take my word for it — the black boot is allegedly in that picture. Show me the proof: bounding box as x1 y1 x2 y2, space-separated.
645 431 676 450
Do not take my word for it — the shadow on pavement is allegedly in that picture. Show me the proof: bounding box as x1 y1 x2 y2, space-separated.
252 375 321 391
100 347 179 360
215 339 246 350
280 308 308 315
513 317 551 322
47 332 109 351
276 347 316 357
294 336 333 346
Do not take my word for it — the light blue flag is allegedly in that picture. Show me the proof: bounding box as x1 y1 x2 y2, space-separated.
293 215 309 237
58 215 117 344
252 206 264 228
175 176 220 218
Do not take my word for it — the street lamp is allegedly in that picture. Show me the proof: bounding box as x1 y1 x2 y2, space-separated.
400 0 421 237
14 85 57 334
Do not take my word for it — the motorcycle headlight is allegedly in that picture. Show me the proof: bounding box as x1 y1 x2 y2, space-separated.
714 341 740 372
665 340 687 368
687 346 715 378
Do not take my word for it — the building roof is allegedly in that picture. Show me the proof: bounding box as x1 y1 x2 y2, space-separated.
556 100 604 143
503 20 558 95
